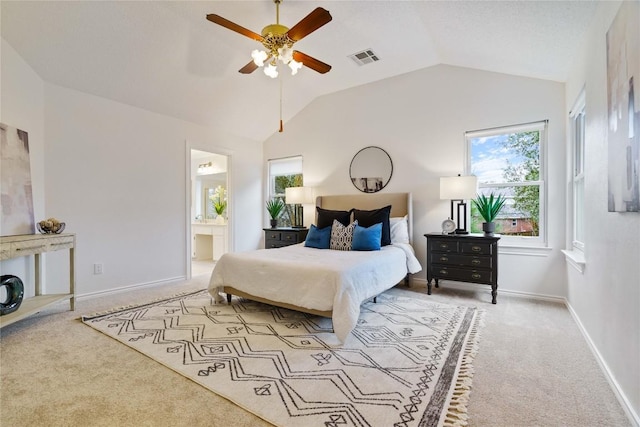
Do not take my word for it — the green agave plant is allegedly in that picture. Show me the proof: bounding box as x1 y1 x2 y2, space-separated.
265 198 285 220
473 193 506 223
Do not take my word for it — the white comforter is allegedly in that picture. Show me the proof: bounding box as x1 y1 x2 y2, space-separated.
208 243 422 342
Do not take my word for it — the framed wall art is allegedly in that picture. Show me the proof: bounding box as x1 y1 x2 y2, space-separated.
1 123 35 235
606 1 640 212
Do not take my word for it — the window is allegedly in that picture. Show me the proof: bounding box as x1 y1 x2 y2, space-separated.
467 121 547 245
267 156 303 227
570 91 585 250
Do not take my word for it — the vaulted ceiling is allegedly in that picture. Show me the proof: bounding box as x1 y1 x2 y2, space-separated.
1 1 598 142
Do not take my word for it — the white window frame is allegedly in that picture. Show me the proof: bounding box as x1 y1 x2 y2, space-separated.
569 90 586 252
466 121 548 247
267 155 303 226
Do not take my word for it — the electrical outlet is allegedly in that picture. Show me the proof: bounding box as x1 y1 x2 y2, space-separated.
94 263 104 275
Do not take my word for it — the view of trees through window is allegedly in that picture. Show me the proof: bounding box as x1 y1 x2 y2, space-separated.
268 156 304 228
273 174 302 227
468 123 545 238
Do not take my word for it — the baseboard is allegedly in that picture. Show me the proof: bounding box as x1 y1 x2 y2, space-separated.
409 277 565 303
76 276 187 301
565 301 640 427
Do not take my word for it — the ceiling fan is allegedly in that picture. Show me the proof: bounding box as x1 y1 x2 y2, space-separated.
206 0 332 78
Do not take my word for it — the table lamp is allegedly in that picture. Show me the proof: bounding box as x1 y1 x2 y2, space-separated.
285 187 314 228
439 175 478 234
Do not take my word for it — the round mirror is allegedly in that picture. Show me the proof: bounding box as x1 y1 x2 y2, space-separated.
349 146 393 193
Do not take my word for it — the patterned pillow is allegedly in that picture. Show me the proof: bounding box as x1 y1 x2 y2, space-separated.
330 219 358 251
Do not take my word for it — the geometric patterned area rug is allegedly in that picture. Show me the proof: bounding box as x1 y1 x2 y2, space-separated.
82 288 483 427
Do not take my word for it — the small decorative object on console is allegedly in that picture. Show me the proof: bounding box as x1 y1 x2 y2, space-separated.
37 217 66 234
0 275 24 316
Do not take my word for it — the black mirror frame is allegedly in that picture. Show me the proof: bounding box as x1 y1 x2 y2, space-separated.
349 146 393 193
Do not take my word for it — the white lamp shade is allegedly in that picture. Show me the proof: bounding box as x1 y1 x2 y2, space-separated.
440 176 478 200
285 187 315 205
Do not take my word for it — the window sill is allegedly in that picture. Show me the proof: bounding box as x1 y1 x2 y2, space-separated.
561 249 585 273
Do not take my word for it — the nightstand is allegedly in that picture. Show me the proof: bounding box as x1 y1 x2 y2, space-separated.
263 228 309 249
424 233 500 304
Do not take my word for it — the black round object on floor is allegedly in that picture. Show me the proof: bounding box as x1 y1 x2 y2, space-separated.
0 275 25 316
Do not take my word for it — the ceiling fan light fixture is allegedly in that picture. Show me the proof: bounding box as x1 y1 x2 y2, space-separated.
288 59 303 75
264 62 279 78
277 46 294 64
251 49 268 67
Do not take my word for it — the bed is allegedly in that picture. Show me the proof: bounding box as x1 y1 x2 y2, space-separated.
208 192 422 342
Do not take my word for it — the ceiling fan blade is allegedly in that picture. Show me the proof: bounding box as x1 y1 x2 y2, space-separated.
206 14 263 42
286 8 332 41
292 51 331 74
238 60 259 74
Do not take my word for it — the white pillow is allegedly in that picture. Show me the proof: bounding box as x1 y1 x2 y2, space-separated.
390 216 410 244
330 219 358 251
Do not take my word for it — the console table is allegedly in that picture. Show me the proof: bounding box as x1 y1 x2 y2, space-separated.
424 233 500 304
0 233 75 328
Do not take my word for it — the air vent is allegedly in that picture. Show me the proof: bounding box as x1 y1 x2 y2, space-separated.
349 49 380 66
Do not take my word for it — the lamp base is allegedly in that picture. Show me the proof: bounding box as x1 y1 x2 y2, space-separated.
454 229 469 235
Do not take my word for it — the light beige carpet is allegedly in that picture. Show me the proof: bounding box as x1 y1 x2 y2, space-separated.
82 288 483 427
0 275 631 426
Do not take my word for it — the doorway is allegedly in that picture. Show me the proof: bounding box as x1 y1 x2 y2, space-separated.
188 149 229 278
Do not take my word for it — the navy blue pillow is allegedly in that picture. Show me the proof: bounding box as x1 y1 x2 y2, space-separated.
353 205 392 246
304 224 331 249
352 223 382 251
316 207 352 229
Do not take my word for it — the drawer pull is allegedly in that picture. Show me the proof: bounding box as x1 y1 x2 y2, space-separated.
285 235 292 240
471 259 481 265
439 269 448 275
471 246 482 252
268 234 277 239
16 245 45 251
439 256 449 262
471 273 482 280
439 243 449 249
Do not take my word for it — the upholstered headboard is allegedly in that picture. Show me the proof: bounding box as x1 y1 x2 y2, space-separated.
316 193 413 243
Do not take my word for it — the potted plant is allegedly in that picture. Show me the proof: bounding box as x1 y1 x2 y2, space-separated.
472 192 506 236
266 198 285 228
210 186 227 224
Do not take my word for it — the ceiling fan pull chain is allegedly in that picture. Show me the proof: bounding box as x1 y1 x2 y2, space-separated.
279 75 284 133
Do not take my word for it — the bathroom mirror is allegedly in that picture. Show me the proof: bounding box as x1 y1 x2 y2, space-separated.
349 146 393 193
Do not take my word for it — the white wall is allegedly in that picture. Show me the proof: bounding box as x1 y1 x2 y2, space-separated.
565 1 640 423
0 38 45 297
2 37 264 298
264 64 567 298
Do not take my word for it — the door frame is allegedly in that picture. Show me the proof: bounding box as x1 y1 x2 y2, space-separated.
184 140 233 280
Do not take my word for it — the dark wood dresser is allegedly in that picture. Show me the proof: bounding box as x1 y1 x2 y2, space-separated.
424 233 500 304
264 228 309 249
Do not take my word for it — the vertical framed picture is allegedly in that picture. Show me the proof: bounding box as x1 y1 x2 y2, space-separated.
1 123 35 235
606 1 640 212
